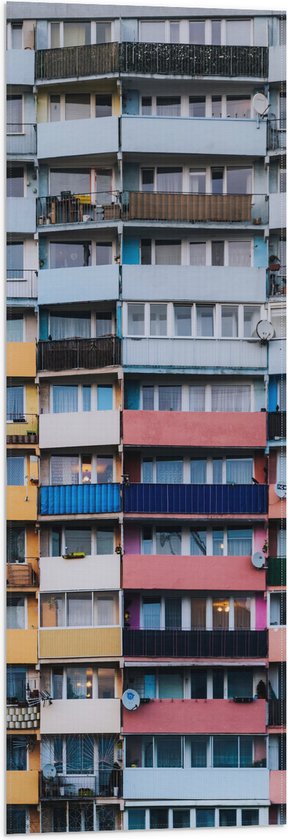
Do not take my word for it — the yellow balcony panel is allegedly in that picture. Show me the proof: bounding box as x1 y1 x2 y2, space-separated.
7 770 39 805
7 486 38 521
7 342 36 378
39 627 122 659
7 629 38 664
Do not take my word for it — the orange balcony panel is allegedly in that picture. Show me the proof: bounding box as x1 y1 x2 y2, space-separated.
39 627 122 659
123 411 267 449
6 486 37 521
123 554 265 592
123 699 266 735
270 770 286 804
269 628 286 662
6 342 36 378
6 770 39 805
7 630 38 664
269 485 286 519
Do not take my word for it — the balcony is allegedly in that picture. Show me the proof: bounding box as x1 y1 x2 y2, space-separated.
122 265 266 304
123 629 267 658
6 49 35 85
7 629 38 664
7 703 40 730
39 410 119 449
123 411 266 449
267 120 286 153
268 412 286 440
268 700 286 727
7 124 37 157
122 554 265 593
267 557 286 587
6 770 39 806
41 698 121 735
269 46 286 83
122 115 266 157
6 414 38 445
123 483 267 516
39 484 121 516
40 554 120 593
6 563 38 588
37 192 120 228
7 197 36 234
38 265 119 306
37 336 121 372
7 342 36 378
39 627 122 659
37 117 118 159
268 485 286 520
123 191 266 225
268 270 286 298
123 338 267 373
123 699 266 736
7 486 38 522
123 767 269 802
269 193 286 231
36 42 268 82
40 769 122 799
270 770 286 804
7 270 38 301
269 628 286 662
268 340 285 377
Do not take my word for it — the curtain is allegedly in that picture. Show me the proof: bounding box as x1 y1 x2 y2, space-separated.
155 241 181 264
7 596 25 629
142 386 154 410
7 457 24 486
142 528 153 554
96 21 111 43
63 22 90 47
212 530 224 555
244 306 261 337
213 599 230 629
211 385 251 412
140 20 165 41
65 94 90 121
96 313 112 336
96 598 114 626
143 600 161 630
156 736 182 767
7 318 23 341
150 304 167 336
228 240 251 266
157 168 182 193
7 738 27 771
98 669 115 699
234 598 251 629
191 598 206 629
213 460 223 483
67 593 92 627
143 460 153 483
190 530 207 556
96 243 112 265
191 459 207 484
159 673 183 699
227 529 252 556
7 527 25 563
50 242 91 269
53 385 78 414
7 386 24 421
41 736 63 773
226 20 250 46
189 170 206 193
189 386 206 411
7 666 26 701
156 459 183 483
165 597 182 629
82 386 91 412
96 530 114 555
96 170 112 204
156 529 181 555
189 97 206 117
212 240 224 266
50 315 90 339
226 459 253 484
159 386 181 411
51 456 79 485
226 167 252 194
191 737 208 768
98 385 112 410
50 169 90 196
213 736 238 767
156 97 181 117
65 528 91 555
52 669 63 700
67 667 93 700
226 97 251 118
189 242 206 265
66 735 94 774
96 457 113 484
128 304 145 336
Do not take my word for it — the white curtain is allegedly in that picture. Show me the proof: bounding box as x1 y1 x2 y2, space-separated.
191 460 207 484
67 593 92 627
96 530 114 555
227 529 252 555
211 385 251 412
7 456 24 486
189 386 206 411
189 170 206 194
142 386 154 410
228 241 251 266
156 98 181 117
63 22 89 46
159 386 181 411
156 459 183 483
50 315 90 339
7 386 24 420
155 241 181 264
156 530 181 555
51 456 79 485
96 598 115 626
226 459 253 484
150 304 167 336
190 242 206 265
53 385 78 413
157 168 182 193
7 318 23 342
143 601 161 629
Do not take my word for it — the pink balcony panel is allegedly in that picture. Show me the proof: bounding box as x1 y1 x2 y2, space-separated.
123 698 266 735
122 555 265 592
269 485 286 519
269 628 286 661
123 411 267 449
270 771 287 804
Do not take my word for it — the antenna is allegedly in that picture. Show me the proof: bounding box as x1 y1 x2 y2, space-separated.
122 689 140 711
253 93 269 117
251 551 266 569
256 320 275 341
42 763 56 780
275 482 286 500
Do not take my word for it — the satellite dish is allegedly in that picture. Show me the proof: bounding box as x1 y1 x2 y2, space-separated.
275 482 286 499
43 763 56 780
252 551 265 569
253 93 269 116
122 689 140 711
256 320 274 341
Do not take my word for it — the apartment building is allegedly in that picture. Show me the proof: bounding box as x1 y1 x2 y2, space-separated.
6 2 286 834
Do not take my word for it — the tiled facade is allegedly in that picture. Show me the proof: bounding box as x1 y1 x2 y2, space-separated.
6 2 286 834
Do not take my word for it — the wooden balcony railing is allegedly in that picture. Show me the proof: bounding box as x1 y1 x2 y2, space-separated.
123 191 253 223
35 42 268 81
37 336 121 372
268 412 286 440
268 699 286 726
6 563 38 587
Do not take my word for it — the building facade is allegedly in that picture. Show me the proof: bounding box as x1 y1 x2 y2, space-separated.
6 2 286 833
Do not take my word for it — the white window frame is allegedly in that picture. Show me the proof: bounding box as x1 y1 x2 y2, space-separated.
124 302 263 339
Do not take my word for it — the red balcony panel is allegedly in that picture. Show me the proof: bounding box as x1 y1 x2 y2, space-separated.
123 411 267 449
123 699 266 735
269 485 286 519
123 554 265 592
269 770 286 804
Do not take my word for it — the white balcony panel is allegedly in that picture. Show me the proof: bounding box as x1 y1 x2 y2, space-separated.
39 411 120 449
123 769 269 803
41 699 120 735
269 193 286 230
6 50 35 85
38 265 119 305
122 266 266 303
122 116 266 157
37 117 118 159
123 338 267 372
40 554 120 592
7 198 35 233
269 46 286 82
268 339 286 376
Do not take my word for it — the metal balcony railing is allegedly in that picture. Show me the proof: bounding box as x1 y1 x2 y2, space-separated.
7 270 38 299
40 770 121 799
123 629 268 657
268 412 286 440
268 270 286 297
6 414 38 444
267 557 286 587
6 562 38 587
37 192 120 226
37 336 121 372
267 119 286 152
6 124 37 155
35 42 268 81
123 191 257 223
39 483 121 515
123 483 268 515
268 699 286 726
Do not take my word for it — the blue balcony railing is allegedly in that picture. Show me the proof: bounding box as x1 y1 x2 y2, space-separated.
123 483 267 515
40 484 121 515
123 629 268 658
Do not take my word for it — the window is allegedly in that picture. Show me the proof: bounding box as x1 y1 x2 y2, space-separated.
40 594 65 627
213 530 224 555
83 386 91 412
228 668 253 699
228 240 251 266
142 97 152 116
196 810 215 828
156 97 181 117
189 97 206 117
226 19 251 46
128 810 145 830
96 95 112 117
67 667 93 699
211 19 221 44
221 305 238 337
50 95 60 121
244 305 261 337
226 96 251 118
7 167 24 198
97 457 113 483
157 167 182 192
66 734 93 773
7 738 27 771
96 22 111 43
196 305 214 336
211 384 251 412
52 668 63 699
98 385 112 410
189 169 206 193
53 385 78 413
212 96 222 117
174 305 192 336
212 240 224 266
213 598 230 630
155 240 181 264
242 810 259 826
156 458 183 483
143 599 161 630
228 529 252 556
51 455 79 485
219 809 237 827
226 458 253 484
96 312 112 336
234 598 251 629
165 597 182 629
7 806 26 835
96 242 112 264
142 169 154 192
227 167 252 194
7 386 24 421
7 456 24 486
7 526 25 564
191 598 206 629
50 241 91 268
213 669 224 698
141 239 152 264
65 94 90 120
7 596 25 629
190 529 207 556
173 811 190 829
98 669 115 698
64 528 91 555
270 593 286 626
212 167 224 194
191 459 207 483
96 530 114 554
67 593 92 627
191 670 207 699
142 528 153 554
96 597 114 625
191 737 208 767
150 810 168 830
159 672 183 698
190 242 206 265
158 386 181 411
49 312 90 339
63 22 90 47
128 303 145 335
189 20 205 44
150 304 167 336
7 95 22 132
213 735 238 767
50 169 90 196
170 22 180 43
7 242 24 278
11 22 23 49
189 386 206 411
156 736 182 767
140 21 165 42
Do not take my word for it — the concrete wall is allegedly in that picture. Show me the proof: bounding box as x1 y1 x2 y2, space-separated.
40 554 120 592
41 698 121 734
122 266 267 303
122 117 266 157
123 768 269 802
